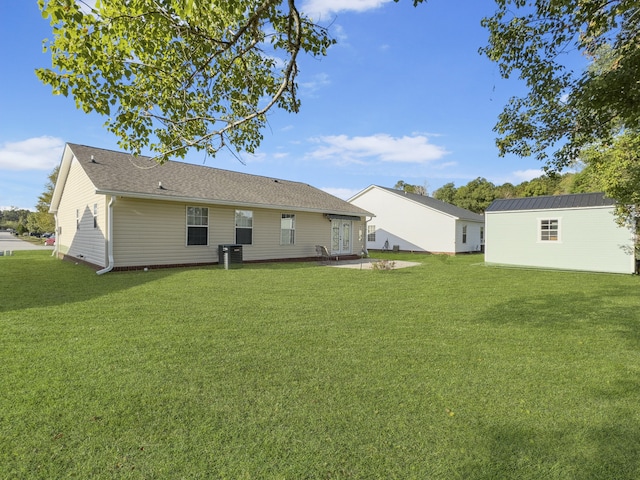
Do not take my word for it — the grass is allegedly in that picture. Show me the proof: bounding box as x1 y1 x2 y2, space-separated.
1 251 640 479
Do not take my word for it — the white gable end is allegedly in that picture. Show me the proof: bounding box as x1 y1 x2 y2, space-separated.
349 185 484 254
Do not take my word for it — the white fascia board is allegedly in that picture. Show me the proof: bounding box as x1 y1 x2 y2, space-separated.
346 184 376 203
49 145 75 213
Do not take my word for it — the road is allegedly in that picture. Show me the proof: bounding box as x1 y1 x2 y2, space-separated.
0 231 54 252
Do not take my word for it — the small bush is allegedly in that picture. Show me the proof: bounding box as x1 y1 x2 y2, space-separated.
371 259 396 270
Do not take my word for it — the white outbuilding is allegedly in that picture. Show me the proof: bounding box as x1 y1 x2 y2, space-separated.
348 185 485 254
485 192 637 274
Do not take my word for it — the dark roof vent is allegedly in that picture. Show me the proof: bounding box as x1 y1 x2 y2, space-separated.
158 181 164 189
90 155 97 163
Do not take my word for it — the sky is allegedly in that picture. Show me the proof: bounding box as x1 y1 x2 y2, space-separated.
0 0 547 211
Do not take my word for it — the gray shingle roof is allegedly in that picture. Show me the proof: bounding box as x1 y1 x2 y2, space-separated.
486 192 615 212
67 144 371 216
377 186 484 222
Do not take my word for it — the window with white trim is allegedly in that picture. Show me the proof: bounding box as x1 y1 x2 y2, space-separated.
540 219 559 241
462 225 468 244
280 214 295 245
235 210 253 245
186 206 208 246
93 204 98 229
367 225 376 242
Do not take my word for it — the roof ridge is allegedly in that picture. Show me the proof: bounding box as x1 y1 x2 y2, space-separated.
375 185 484 220
67 143 312 187
62 143 372 216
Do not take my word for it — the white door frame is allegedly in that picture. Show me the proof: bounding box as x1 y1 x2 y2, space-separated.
331 219 352 255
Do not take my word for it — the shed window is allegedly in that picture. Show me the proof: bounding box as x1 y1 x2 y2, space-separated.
462 225 467 244
280 214 295 245
186 206 208 246
540 219 559 241
235 210 253 245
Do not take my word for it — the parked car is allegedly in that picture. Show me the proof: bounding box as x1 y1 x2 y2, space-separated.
44 236 56 246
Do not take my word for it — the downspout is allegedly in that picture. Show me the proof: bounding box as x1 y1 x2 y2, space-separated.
363 216 373 257
97 195 116 275
51 213 59 257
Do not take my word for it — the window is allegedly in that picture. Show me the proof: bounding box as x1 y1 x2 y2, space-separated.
540 219 559 241
235 210 253 245
186 206 208 246
480 226 484 243
93 204 98 229
367 225 376 242
462 225 467 244
76 209 80 230
280 214 295 245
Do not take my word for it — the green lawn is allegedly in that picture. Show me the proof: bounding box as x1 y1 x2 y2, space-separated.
1 251 639 479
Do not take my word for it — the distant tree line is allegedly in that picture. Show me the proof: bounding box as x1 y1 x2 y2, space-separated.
395 166 605 214
0 166 58 235
0 208 32 234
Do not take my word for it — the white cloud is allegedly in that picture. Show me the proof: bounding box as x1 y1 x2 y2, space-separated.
321 186 362 200
332 24 348 43
0 137 65 171
431 161 458 170
512 168 544 182
301 0 391 18
299 73 331 96
308 133 449 165
242 152 267 164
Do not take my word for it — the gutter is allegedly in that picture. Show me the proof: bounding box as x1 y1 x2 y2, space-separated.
363 215 374 257
52 213 59 257
96 195 116 275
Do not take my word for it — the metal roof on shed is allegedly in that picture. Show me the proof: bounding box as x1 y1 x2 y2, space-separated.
486 192 615 212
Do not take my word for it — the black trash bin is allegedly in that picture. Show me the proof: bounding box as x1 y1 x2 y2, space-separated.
218 244 243 269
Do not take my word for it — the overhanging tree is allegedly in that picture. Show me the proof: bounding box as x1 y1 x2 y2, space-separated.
37 0 425 163
37 0 335 163
481 1 640 171
579 131 640 227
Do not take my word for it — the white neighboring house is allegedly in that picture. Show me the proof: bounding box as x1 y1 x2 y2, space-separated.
348 185 485 254
485 192 637 274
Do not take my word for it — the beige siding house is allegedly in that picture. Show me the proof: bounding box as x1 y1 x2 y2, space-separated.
485 193 637 274
50 144 371 273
